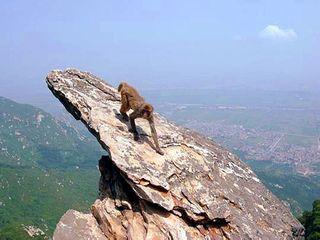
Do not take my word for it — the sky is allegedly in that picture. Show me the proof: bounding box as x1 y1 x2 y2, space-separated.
0 0 319 104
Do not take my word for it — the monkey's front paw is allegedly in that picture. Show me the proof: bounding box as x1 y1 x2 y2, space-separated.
134 134 140 141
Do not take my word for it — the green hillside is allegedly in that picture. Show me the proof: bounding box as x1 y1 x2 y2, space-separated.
246 160 320 215
299 199 320 240
0 97 104 239
0 97 103 169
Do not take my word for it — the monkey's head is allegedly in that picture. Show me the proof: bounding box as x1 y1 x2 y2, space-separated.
141 103 154 120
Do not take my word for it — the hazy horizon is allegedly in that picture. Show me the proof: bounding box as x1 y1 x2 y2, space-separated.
0 0 319 105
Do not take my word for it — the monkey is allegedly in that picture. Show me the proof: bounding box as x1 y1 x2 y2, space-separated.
118 82 164 155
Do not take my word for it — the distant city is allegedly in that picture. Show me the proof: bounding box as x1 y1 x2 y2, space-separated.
146 89 320 176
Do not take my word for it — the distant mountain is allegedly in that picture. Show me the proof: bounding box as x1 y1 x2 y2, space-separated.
0 96 104 239
0 96 103 169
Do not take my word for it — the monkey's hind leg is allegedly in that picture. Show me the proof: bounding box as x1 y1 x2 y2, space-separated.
129 110 140 141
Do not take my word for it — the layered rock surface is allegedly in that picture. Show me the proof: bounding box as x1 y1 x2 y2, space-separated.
47 69 304 240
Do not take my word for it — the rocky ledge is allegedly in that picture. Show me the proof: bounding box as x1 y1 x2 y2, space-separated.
46 69 304 240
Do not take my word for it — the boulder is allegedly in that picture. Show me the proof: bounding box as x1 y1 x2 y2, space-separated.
53 209 106 240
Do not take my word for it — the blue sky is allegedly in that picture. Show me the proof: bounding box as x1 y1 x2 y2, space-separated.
0 0 319 103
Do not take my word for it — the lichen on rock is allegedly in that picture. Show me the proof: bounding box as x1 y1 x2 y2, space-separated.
47 68 304 239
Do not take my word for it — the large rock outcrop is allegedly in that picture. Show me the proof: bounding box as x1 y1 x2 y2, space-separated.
46 69 304 240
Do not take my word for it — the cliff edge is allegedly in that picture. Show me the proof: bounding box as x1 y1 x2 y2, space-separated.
46 68 304 240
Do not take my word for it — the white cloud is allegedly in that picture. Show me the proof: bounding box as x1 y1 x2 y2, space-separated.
259 25 297 41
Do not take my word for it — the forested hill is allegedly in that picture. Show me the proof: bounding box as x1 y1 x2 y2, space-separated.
0 96 104 239
300 200 320 240
0 96 103 169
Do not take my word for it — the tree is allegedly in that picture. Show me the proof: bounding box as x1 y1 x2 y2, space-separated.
299 199 320 239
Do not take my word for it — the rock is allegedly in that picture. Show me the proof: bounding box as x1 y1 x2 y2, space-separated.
47 68 304 240
53 210 106 240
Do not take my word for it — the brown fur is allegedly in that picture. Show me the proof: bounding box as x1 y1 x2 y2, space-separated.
118 82 164 155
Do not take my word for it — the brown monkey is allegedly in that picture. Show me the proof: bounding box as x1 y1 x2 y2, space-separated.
118 82 164 155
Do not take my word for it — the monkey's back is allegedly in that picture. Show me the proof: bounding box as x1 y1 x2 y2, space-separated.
119 82 145 110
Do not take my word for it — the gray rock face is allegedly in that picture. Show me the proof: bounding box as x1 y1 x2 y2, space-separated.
47 68 304 240
53 210 106 240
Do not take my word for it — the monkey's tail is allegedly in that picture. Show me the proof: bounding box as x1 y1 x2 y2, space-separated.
118 82 125 92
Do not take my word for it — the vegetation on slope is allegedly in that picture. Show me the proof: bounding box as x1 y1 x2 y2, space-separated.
246 160 320 215
0 97 103 238
299 199 320 240
0 96 103 169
